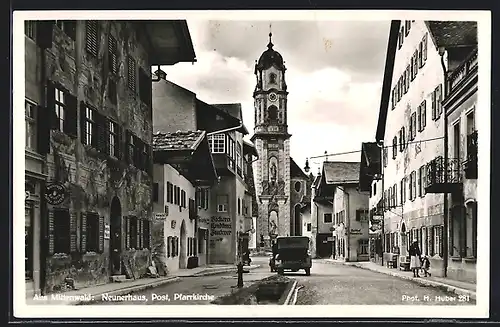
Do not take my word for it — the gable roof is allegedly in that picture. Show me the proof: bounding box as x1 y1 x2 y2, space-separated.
425 21 478 49
323 161 361 185
153 130 205 151
290 157 309 179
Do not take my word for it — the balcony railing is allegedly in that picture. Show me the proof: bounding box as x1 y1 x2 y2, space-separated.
464 130 478 179
447 48 478 94
425 156 463 193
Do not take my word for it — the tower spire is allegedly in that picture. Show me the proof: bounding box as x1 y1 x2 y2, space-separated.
268 23 274 49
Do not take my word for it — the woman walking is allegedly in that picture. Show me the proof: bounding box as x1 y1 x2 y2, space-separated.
408 238 422 278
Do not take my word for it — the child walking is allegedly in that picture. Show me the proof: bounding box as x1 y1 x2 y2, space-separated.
421 255 431 277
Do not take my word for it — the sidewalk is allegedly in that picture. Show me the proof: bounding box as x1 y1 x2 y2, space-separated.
26 264 261 305
319 259 477 301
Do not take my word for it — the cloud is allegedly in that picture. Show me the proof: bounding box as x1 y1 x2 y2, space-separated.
163 20 387 173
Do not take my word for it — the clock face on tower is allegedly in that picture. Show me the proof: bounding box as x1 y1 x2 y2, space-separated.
268 92 278 102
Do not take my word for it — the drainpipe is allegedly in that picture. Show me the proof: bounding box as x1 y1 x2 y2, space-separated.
377 141 385 267
439 46 449 278
345 190 350 262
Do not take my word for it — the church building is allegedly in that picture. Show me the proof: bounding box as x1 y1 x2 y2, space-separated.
252 33 312 250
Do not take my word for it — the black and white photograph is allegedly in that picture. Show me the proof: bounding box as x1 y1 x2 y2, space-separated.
13 10 490 319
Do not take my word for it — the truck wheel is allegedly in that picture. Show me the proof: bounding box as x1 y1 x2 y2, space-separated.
305 268 311 276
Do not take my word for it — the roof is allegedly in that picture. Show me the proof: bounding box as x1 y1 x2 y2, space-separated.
243 140 258 157
211 103 249 135
290 158 309 179
425 21 478 48
313 174 322 189
153 130 205 151
323 161 361 185
255 33 285 72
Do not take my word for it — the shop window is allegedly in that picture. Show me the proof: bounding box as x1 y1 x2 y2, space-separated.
359 239 369 255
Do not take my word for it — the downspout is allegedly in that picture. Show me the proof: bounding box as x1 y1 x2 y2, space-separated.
377 141 385 267
439 46 449 278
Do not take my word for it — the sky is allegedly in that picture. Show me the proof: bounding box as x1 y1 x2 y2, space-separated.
163 20 391 176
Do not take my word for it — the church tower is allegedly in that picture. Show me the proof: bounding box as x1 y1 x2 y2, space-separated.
251 32 291 249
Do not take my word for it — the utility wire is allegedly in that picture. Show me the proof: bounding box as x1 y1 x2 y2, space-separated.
307 136 445 160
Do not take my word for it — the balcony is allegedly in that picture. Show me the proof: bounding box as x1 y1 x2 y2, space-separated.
464 131 478 179
447 48 478 95
425 156 463 194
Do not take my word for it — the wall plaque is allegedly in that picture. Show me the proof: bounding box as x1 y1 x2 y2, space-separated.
45 182 67 205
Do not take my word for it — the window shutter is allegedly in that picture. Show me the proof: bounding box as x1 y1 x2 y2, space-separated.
65 21 76 41
167 236 171 257
79 102 87 144
437 84 443 116
472 202 477 257
70 210 77 252
102 115 110 155
116 124 123 160
423 33 428 63
138 219 143 249
36 105 51 155
36 21 54 49
418 41 424 68
85 21 98 57
46 82 58 130
148 220 152 249
48 209 55 255
64 93 78 137
108 34 118 75
439 226 444 257
80 212 87 253
125 216 130 249
124 129 131 163
431 90 436 120
99 215 104 253
422 100 427 128
355 209 361 221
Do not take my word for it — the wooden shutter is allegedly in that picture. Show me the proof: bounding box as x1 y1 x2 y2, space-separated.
70 210 78 252
116 124 123 160
148 221 152 250
65 21 76 41
108 34 118 75
422 100 427 128
422 33 428 63
102 115 110 155
437 84 443 116
80 102 87 144
95 112 105 153
125 216 130 249
36 105 50 155
124 130 131 164
64 92 78 137
138 219 143 249
85 21 98 57
80 212 87 253
36 21 54 49
431 90 436 120
99 215 104 253
167 236 171 257
127 56 136 92
439 226 444 257
413 50 419 76
46 81 58 130
48 209 55 255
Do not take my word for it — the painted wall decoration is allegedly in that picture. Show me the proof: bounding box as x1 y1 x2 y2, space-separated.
210 216 232 237
269 156 278 182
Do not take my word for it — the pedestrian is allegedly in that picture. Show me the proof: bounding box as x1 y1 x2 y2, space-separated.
421 255 431 277
408 238 422 278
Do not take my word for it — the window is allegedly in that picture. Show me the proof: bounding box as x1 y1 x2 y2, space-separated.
417 166 424 197
196 188 209 210
412 50 419 79
55 20 76 41
208 134 226 153
25 21 36 40
237 198 241 215
356 210 368 222
418 100 427 132
434 225 443 257
392 136 397 159
54 88 66 132
85 21 98 57
108 79 117 104
410 171 417 201
418 38 424 67
108 120 119 157
409 112 417 141
404 65 410 94
25 100 37 150
127 56 137 92
139 68 152 107
391 88 396 110
269 73 277 84
167 236 171 257
399 127 406 152
53 209 70 254
432 84 443 120
174 186 179 205
85 212 100 252
466 202 477 258
383 146 388 167
153 183 159 202
422 33 428 66
400 177 406 204
405 20 411 36
128 217 138 249
324 213 333 223
307 223 312 232
453 122 461 160
217 195 228 212
268 106 278 121
127 133 135 164
167 182 173 203
181 190 186 208
108 34 118 75
84 106 95 146
398 27 404 49
359 239 369 255
372 183 377 197
236 142 242 173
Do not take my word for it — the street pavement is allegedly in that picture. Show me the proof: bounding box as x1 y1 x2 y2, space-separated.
92 256 274 305
91 257 475 305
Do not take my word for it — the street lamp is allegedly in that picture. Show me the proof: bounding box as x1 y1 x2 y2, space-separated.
304 158 310 173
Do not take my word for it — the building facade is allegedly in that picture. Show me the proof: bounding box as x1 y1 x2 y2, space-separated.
289 159 313 239
373 20 477 277
24 20 195 295
152 131 217 274
152 77 257 264
443 46 478 283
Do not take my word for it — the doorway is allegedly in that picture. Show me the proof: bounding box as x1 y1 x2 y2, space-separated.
110 197 122 275
179 220 186 269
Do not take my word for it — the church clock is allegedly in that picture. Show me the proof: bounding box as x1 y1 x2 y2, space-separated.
268 92 278 102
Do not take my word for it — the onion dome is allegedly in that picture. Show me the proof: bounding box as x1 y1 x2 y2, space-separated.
255 32 285 71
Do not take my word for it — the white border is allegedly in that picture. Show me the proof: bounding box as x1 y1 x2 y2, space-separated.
13 10 491 319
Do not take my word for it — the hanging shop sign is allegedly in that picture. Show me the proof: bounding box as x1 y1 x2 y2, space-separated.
45 182 67 205
154 213 167 221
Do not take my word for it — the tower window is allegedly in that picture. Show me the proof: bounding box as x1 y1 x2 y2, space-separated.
268 106 278 121
294 181 302 192
269 73 277 84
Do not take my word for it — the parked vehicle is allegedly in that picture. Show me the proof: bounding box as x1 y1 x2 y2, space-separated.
271 236 312 276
